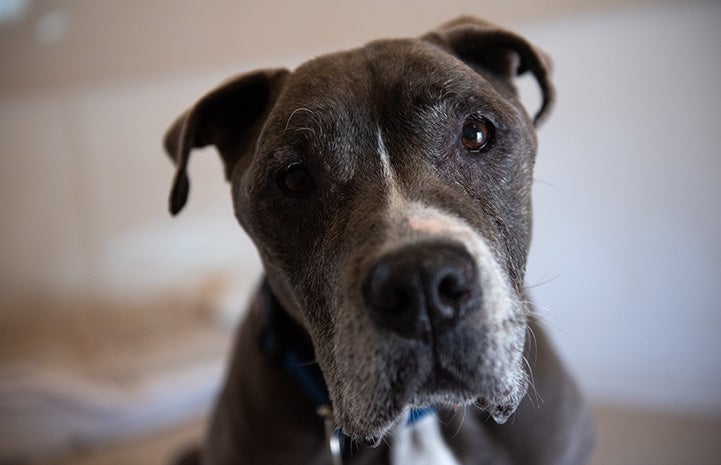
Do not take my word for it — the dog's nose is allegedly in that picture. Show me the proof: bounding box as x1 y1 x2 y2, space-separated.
362 243 479 339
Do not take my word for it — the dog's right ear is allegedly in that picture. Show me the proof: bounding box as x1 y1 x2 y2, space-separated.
163 68 290 215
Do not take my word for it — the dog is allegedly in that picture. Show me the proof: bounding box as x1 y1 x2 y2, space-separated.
163 16 594 465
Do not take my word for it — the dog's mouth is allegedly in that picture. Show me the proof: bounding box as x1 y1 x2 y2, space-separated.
328 320 529 443
338 380 528 446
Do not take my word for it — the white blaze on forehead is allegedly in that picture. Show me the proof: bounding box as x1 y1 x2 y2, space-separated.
377 128 394 184
408 215 459 236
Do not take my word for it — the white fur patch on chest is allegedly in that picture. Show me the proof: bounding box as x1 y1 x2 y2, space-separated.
390 414 461 465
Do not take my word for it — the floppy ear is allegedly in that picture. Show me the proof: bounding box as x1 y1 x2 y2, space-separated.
422 16 555 127
163 68 290 215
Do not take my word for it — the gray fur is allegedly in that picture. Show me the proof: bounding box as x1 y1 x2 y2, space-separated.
164 16 593 465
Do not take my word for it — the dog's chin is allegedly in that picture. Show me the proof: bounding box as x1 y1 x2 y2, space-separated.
476 371 530 425
335 408 403 447
336 369 529 445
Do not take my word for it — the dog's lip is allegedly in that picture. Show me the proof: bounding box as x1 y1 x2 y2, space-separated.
340 354 477 438
352 366 525 437
430 364 474 391
337 376 519 442
333 321 528 440
338 409 404 445
477 395 523 425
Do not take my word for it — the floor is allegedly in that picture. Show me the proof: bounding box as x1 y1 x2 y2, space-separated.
44 404 721 465
590 405 721 465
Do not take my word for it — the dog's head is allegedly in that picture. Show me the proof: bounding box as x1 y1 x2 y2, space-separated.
164 17 554 444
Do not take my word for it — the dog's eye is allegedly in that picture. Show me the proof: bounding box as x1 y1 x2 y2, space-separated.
278 163 315 197
461 117 494 152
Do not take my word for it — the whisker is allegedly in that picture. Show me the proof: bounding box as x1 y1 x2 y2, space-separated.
519 301 573 341
294 126 317 137
524 272 562 290
450 405 468 440
525 324 539 360
285 107 314 131
519 300 554 322
533 177 561 194
523 355 543 410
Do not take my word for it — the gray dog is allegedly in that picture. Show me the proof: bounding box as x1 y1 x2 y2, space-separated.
164 16 593 465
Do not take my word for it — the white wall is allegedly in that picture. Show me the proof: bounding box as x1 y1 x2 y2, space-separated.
1 0 719 416
523 1 721 415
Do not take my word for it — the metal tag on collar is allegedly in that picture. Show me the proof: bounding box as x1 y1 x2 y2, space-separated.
317 404 342 465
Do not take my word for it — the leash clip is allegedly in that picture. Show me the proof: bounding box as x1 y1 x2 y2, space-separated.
317 404 342 465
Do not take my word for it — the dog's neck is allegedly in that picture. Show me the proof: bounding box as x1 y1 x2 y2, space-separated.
255 280 330 408
254 280 437 460
253 280 347 463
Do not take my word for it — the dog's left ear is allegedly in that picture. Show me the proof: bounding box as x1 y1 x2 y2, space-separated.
163 68 290 215
422 16 555 127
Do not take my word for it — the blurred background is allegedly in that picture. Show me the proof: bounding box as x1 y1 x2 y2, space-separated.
1 0 720 464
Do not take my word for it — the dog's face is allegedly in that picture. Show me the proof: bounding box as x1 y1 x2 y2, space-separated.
164 18 554 444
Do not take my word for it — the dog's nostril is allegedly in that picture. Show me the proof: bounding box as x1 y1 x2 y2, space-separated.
438 272 471 310
363 263 427 338
365 264 400 309
439 272 468 302
386 288 413 312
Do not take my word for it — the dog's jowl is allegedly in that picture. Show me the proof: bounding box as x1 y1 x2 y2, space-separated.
163 16 593 465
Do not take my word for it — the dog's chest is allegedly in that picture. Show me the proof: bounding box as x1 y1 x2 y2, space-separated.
390 415 461 465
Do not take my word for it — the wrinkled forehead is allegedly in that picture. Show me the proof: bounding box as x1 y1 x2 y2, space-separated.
255 49 377 178
255 39 503 173
275 40 487 117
